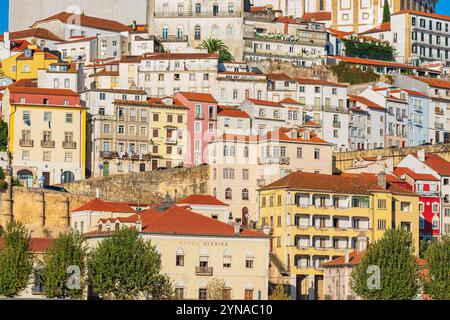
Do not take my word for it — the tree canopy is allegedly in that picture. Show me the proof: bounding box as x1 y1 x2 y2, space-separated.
423 236 450 300
351 229 419 300
200 38 235 62
383 0 391 24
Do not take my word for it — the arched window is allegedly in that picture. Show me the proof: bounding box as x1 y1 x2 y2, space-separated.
194 25 201 40
176 247 185 266
61 171 75 184
242 188 249 201
244 146 249 158
223 249 232 268
162 26 169 39
17 170 33 181
226 24 234 36
225 188 232 200
177 26 184 39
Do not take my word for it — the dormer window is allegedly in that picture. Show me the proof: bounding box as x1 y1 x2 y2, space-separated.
303 130 311 140
98 224 103 232
115 222 120 232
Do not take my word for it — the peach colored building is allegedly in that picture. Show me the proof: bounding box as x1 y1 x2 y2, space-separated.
208 127 333 225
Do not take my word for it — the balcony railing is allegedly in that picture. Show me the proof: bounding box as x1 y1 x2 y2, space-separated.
195 113 205 120
195 266 214 276
100 151 119 159
20 139 34 147
166 138 178 145
41 140 55 148
159 35 189 42
63 141 77 149
258 157 291 165
155 11 241 18
333 121 341 128
435 122 444 130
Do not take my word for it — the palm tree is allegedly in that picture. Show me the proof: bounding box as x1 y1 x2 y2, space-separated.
200 38 235 62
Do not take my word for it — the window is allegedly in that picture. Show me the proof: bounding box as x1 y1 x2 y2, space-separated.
118 125 125 134
65 152 73 163
199 289 207 300
100 93 106 100
314 148 320 160
432 203 439 213
243 169 249 180
245 258 254 269
378 199 387 209
175 288 184 300
242 189 249 201
377 219 386 230
194 25 201 40
176 248 185 266
43 151 50 162
245 289 254 300
401 202 411 212
223 250 232 268
225 188 232 200
65 113 73 124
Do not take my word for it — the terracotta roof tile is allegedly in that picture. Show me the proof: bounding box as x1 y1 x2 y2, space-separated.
302 11 332 21
34 12 131 33
177 92 217 103
280 97 302 105
348 95 385 110
322 251 365 267
392 9 450 22
72 198 136 213
413 152 450 176
409 76 450 90
394 167 439 181
0 238 54 252
5 28 62 42
218 109 250 119
359 22 391 35
401 88 428 97
266 73 294 81
330 56 437 72
176 195 229 206
8 86 79 97
140 52 218 61
247 98 281 107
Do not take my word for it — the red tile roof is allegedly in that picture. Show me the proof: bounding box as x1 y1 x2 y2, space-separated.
89 206 265 238
348 95 385 110
261 171 417 196
392 9 450 22
247 98 280 107
295 77 348 87
322 251 365 267
34 12 131 33
264 127 329 144
394 167 439 181
72 198 136 213
0 28 62 42
410 76 450 90
218 109 250 119
303 120 321 127
414 153 450 176
359 22 391 35
302 11 332 21
400 88 427 97
176 195 229 206
0 238 54 252
176 92 217 103
280 97 302 105
8 86 79 97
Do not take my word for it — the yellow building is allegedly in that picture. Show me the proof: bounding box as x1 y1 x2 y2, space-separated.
147 97 188 169
5 83 87 186
258 171 419 300
1 45 59 80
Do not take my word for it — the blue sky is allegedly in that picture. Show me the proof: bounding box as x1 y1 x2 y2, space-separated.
0 0 449 33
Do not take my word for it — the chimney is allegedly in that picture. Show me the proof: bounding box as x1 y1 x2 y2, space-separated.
234 223 242 235
4 32 10 50
377 171 387 189
417 149 425 162
344 249 350 264
136 214 142 232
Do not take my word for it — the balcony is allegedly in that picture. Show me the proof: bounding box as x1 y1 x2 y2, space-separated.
159 35 188 43
435 107 444 115
195 113 205 120
63 141 77 149
165 138 178 145
333 121 341 128
19 139 34 147
41 140 55 148
258 157 291 165
195 266 214 276
435 122 444 130
155 11 242 18
100 151 119 159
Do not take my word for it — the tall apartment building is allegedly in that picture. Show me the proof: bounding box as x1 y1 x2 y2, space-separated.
209 128 333 225
119 53 219 97
3 82 87 186
258 171 419 300
391 10 450 65
148 0 246 59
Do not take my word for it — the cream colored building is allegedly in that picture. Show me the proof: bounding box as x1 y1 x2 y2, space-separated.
148 0 245 60
209 127 333 225
85 205 270 300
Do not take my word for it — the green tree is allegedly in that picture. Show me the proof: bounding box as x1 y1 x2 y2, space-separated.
269 284 292 300
200 38 235 62
419 239 430 259
382 0 391 23
40 231 87 299
88 228 161 300
150 274 174 300
350 229 419 300
423 236 450 300
0 221 33 298
0 119 8 152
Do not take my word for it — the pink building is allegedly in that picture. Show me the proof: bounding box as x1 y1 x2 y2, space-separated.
174 92 217 167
